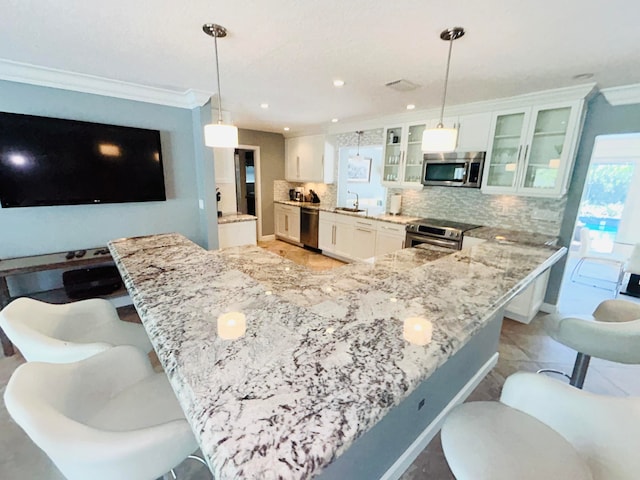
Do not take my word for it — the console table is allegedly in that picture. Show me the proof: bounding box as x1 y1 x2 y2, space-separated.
0 247 114 356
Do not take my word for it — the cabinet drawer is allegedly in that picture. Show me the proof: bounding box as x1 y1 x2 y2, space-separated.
375 222 406 235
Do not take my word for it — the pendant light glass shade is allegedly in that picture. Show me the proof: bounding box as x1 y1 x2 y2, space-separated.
202 23 238 149
422 27 465 153
421 126 458 153
204 123 239 148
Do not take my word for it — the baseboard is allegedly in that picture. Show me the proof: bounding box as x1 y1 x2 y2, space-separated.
539 302 557 314
259 234 275 242
379 352 499 480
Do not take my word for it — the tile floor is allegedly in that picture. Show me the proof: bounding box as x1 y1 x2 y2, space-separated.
1 240 639 479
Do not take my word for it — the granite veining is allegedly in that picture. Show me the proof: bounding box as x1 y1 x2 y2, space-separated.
217 213 258 224
467 226 558 247
108 233 566 480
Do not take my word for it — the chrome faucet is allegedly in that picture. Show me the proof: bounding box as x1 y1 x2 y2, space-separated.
347 190 359 210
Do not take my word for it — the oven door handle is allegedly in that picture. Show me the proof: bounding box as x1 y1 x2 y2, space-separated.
406 233 460 250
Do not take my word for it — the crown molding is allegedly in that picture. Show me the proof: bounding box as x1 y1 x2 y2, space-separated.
323 83 598 137
601 83 640 106
0 59 213 109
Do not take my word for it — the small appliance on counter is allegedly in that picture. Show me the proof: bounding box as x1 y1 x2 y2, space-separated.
309 189 320 203
294 187 304 202
289 189 296 201
389 194 402 215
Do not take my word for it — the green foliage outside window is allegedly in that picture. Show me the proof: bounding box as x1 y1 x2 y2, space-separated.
579 163 634 219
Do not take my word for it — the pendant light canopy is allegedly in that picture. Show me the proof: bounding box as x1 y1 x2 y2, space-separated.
422 27 465 153
202 23 238 149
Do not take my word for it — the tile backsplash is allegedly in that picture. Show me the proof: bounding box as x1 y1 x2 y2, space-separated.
387 187 566 235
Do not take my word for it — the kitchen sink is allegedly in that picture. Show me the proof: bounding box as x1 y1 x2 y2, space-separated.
335 207 366 214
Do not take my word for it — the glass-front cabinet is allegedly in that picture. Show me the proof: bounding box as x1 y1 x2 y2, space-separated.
382 123 426 188
482 101 583 197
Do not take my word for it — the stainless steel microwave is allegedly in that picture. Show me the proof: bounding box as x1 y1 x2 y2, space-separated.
421 152 485 188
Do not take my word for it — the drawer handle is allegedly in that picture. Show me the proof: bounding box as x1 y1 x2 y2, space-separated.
356 228 372 233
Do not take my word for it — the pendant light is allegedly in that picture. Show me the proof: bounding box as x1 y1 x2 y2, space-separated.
202 23 238 149
355 130 363 156
422 27 465 153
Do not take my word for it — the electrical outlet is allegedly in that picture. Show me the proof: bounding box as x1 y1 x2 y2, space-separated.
198 199 204 210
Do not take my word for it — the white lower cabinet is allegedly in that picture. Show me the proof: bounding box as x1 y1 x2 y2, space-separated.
351 218 377 260
504 269 550 324
275 204 300 243
218 220 257 249
319 211 353 259
375 222 406 256
319 212 407 261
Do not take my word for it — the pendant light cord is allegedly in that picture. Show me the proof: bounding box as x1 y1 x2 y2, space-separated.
213 32 223 124
438 35 455 128
356 131 363 156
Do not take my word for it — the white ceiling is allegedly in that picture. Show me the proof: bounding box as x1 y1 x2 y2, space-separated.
2 0 639 134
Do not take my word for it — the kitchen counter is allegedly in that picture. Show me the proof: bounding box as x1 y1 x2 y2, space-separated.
467 226 558 247
217 213 258 224
108 233 565 480
274 200 420 225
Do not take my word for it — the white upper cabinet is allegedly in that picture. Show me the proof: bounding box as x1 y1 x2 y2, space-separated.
382 123 426 188
456 113 492 152
285 135 334 183
482 101 584 197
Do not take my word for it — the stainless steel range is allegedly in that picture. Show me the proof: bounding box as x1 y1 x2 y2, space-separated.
405 218 481 250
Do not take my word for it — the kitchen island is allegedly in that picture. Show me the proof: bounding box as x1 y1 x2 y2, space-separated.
108 233 565 480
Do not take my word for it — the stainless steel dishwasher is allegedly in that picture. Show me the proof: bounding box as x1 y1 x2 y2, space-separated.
300 207 319 248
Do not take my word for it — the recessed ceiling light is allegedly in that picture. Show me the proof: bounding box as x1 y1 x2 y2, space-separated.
260 103 269 109
283 127 290 131
406 104 416 110
572 73 594 80
331 118 339 123
333 79 345 87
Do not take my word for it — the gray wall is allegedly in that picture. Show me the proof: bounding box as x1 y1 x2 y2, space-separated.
546 94 640 304
0 80 208 293
238 129 285 237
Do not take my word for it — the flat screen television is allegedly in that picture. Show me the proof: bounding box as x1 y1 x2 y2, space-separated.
0 112 166 208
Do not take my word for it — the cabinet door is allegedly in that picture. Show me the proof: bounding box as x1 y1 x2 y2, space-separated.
375 231 405 256
288 209 301 242
275 206 287 237
351 218 377 260
285 137 300 181
318 216 334 252
213 147 236 183
333 219 354 258
518 105 575 196
403 123 427 185
382 126 405 186
298 135 323 182
482 110 530 192
457 113 491 152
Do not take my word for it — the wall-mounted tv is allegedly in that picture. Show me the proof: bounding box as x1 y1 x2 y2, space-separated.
0 112 166 208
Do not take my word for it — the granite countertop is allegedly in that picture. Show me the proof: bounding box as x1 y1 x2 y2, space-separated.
108 233 565 480
217 213 258 225
275 200 420 225
467 226 558 247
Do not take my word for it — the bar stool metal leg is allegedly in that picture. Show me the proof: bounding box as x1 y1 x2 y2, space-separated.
569 352 591 389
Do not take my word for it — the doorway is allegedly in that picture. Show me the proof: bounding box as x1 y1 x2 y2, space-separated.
234 145 262 239
558 133 640 314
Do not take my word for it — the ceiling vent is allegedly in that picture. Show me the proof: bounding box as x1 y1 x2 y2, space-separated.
385 79 420 92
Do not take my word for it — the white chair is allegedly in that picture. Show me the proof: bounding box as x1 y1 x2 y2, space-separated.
621 243 640 297
4 345 206 480
442 372 640 480
0 297 152 362
571 227 626 294
541 298 640 388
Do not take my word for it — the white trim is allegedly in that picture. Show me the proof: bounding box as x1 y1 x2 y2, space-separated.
379 352 499 480
0 59 212 109
292 83 598 138
259 234 276 242
601 83 640 106
540 302 557 314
